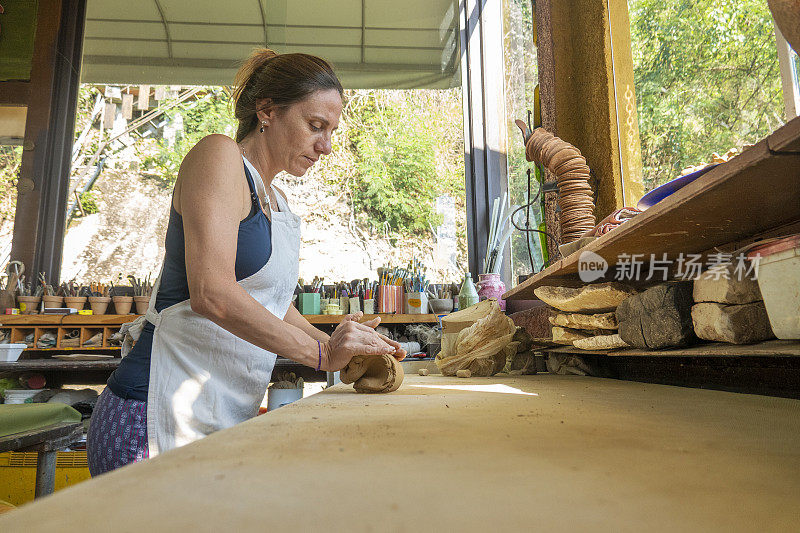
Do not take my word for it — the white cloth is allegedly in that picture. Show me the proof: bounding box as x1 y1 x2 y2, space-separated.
146 156 301 456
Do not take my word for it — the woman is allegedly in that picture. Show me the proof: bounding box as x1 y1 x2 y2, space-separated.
87 49 404 475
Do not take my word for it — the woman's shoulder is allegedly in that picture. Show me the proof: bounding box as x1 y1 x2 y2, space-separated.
187 134 240 160
179 135 242 181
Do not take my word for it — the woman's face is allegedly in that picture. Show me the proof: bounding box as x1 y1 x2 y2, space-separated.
258 88 342 177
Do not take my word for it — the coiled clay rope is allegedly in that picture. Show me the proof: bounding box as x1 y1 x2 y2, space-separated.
523 128 596 244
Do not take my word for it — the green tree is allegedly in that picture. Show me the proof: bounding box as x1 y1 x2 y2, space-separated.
630 0 785 189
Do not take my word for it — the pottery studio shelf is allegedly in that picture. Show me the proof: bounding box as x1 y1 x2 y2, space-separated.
541 339 800 358
504 115 800 301
0 314 136 350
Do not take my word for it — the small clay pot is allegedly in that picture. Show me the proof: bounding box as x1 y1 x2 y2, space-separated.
63 296 87 311
88 296 111 315
429 298 453 314
42 295 64 309
133 295 150 315
112 295 133 314
16 295 41 314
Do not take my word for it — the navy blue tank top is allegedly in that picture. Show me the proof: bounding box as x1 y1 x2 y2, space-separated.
107 160 272 401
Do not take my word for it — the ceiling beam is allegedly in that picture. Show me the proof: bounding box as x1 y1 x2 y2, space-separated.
257 0 268 47
152 0 173 59
83 55 453 73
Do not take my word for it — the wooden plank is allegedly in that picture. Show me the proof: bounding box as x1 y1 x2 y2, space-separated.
767 114 800 153
303 314 439 325
61 314 137 326
0 423 83 454
0 314 138 326
505 136 800 300
121 93 133 120
0 359 120 372
541 339 800 358
137 84 150 110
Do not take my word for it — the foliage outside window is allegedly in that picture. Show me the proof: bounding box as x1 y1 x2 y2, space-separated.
630 0 786 190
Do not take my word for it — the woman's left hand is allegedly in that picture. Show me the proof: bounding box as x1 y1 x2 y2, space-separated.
341 311 406 361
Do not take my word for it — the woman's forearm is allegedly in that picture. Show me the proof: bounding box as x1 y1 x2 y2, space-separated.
283 304 330 343
192 281 321 368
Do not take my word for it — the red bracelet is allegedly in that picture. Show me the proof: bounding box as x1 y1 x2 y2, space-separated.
316 341 322 371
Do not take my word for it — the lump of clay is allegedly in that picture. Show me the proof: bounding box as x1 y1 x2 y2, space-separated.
340 353 404 393
549 311 617 330
616 282 695 349
534 282 637 313
573 333 629 350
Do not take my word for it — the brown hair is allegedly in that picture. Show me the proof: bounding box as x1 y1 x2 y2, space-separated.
231 48 343 142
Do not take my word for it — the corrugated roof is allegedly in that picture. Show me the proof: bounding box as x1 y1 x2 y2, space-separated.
82 0 461 89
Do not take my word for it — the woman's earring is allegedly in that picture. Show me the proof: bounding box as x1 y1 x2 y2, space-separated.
260 120 267 133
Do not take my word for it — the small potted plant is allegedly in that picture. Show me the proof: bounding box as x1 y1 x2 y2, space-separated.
88 282 111 315
110 274 133 314
61 280 87 311
38 273 63 309
129 274 153 315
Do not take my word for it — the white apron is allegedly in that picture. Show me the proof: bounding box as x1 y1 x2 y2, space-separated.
146 156 300 456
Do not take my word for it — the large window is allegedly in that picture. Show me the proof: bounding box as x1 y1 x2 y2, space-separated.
502 0 544 282
629 0 787 191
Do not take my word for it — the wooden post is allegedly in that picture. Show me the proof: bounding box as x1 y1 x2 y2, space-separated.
10 0 87 281
532 0 561 260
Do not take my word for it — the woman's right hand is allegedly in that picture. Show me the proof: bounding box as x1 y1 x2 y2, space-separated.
321 320 400 372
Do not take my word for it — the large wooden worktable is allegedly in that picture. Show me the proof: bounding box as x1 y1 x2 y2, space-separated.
2 375 798 531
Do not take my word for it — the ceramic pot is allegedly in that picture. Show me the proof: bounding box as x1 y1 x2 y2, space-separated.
88 296 111 315
133 296 150 315
42 295 64 309
112 296 133 314
477 273 506 311
63 296 87 311
429 298 453 314
17 295 41 314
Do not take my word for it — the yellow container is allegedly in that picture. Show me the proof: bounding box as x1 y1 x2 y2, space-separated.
0 451 90 506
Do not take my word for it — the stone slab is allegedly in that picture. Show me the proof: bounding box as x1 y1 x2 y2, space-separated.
693 264 762 304
691 301 775 344
550 311 618 330
534 282 637 313
573 333 629 350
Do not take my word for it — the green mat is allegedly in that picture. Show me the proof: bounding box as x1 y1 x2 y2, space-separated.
0 404 81 438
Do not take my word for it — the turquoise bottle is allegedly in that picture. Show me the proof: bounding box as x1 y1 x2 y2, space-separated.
458 272 479 310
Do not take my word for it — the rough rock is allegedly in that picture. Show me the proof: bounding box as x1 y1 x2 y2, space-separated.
512 328 533 352
693 264 762 304
510 302 552 339
534 282 637 313
509 350 537 374
691 302 775 344
549 311 618 330
573 334 629 351
616 282 695 349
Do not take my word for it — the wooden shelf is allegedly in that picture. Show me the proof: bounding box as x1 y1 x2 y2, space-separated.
0 359 121 372
303 313 440 324
0 356 313 376
0 314 138 326
505 116 800 300
540 339 800 358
